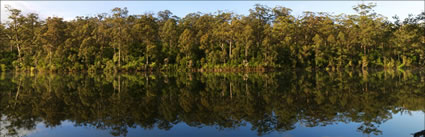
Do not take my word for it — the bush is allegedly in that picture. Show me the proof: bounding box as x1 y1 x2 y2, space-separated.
0 64 6 72
104 60 117 73
122 57 145 71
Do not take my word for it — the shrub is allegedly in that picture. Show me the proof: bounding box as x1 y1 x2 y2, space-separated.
0 64 6 72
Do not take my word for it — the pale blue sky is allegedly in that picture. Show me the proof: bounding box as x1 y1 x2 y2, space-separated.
1 1 424 22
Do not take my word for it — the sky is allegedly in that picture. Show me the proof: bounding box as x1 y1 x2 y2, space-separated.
0 1 424 22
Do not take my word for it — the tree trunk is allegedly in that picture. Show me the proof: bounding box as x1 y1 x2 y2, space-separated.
169 39 172 55
118 26 121 69
15 27 22 63
49 50 52 65
146 73 149 94
16 44 21 62
119 43 121 68
118 75 121 93
245 46 248 60
221 43 226 63
363 44 367 69
229 41 232 59
363 45 366 55
146 46 149 70
229 82 232 99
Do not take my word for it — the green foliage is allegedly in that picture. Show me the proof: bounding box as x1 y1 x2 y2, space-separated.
0 64 6 72
104 60 117 73
122 56 145 71
0 4 424 72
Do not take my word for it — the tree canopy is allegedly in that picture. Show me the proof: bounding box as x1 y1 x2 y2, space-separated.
0 3 424 72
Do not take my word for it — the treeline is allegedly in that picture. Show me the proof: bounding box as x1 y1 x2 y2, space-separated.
0 3 424 72
1 71 424 136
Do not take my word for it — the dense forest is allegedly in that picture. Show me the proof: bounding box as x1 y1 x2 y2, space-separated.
1 71 424 136
0 3 424 72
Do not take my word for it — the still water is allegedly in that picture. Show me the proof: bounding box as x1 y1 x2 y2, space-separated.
0 71 424 137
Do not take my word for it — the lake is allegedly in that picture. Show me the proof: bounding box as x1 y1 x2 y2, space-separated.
0 70 424 137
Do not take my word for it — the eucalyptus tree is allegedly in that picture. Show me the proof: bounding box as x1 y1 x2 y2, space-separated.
392 14 424 67
238 17 255 66
92 13 113 66
160 18 179 65
247 4 273 62
227 15 246 65
271 7 296 67
38 17 67 70
178 13 201 68
158 10 173 24
73 16 100 70
132 13 160 70
353 3 386 69
5 6 25 66
178 29 196 68
2 9 41 69
158 10 179 65
212 12 233 64
110 7 130 70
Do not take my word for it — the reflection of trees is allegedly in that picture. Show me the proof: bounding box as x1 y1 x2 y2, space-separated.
0 70 424 136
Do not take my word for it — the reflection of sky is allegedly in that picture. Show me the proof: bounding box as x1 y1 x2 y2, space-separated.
28 122 111 137
0 116 37 137
283 111 424 137
380 111 424 137
25 111 424 137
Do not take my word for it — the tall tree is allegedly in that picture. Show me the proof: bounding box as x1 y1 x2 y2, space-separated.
39 17 67 69
110 7 129 70
160 18 179 64
132 13 160 69
5 6 25 66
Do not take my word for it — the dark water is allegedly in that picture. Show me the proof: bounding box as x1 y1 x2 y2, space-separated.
0 71 424 137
